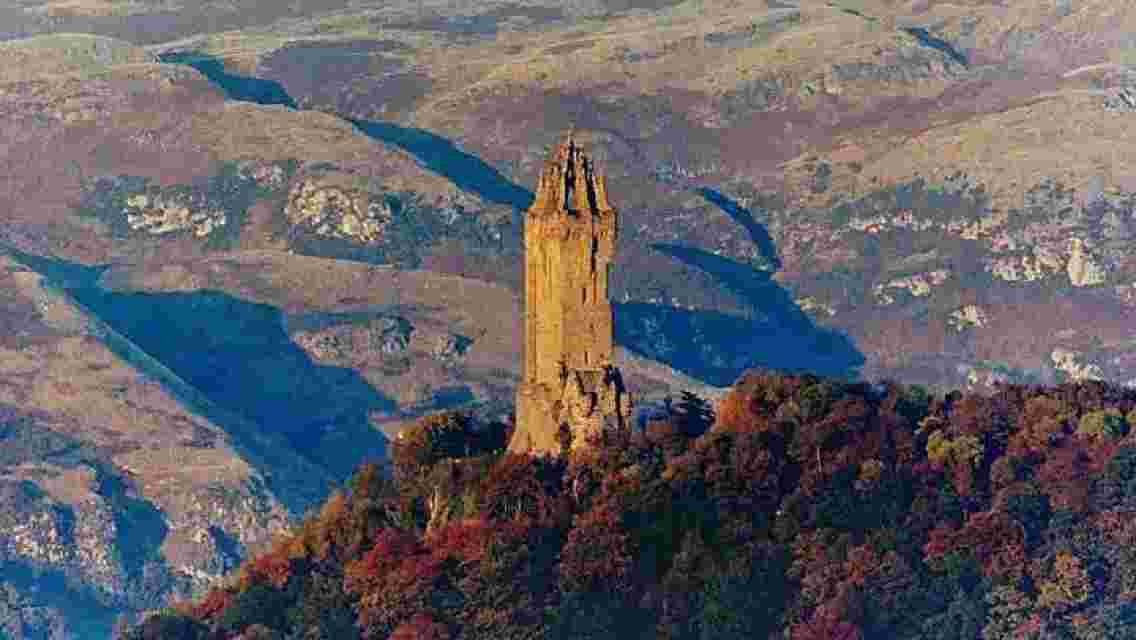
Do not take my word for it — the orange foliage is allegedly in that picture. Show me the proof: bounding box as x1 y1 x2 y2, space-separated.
241 541 294 590
345 528 445 638
1007 396 1073 457
479 453 567 526
389 613 451 640
164 371 1136 640
923 510 1026 581
427 517 495 565
192 587 235 620
791 602 864 640
714 385 761 432
558 502 634 594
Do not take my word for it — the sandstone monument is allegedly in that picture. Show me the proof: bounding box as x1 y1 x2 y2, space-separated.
508 135 633 455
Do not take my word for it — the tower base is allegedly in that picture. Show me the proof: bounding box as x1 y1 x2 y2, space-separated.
509 365 632 456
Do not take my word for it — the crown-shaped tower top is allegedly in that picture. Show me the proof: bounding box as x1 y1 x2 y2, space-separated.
529 135 613 215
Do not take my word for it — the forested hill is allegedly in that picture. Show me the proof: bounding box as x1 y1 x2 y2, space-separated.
127 373 1136 640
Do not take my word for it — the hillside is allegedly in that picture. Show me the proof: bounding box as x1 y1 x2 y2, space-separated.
1 0 1134 392
128 373 1136 640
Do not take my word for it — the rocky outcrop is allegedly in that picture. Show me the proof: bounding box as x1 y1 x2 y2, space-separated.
796 296 837 317
237 160 289 191
124 193 227 237
431 333 473 365
873 270 950 305
80 159 294 244
966 366 1012 389
1066 238 1106 286
949 305 988 331
987 247 1068 282
292 316 413 364
1104 87 1136 112
1052 348 1104 382
150 473 291 596
850 210 936 234
285 180 392 244
985 237 1106 286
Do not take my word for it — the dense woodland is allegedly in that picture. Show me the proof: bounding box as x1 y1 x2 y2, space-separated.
127 372 1136 640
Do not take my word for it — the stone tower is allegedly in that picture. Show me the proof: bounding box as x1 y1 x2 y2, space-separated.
509 135 632 455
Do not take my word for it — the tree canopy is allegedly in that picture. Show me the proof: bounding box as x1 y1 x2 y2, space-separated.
128 373 1136 640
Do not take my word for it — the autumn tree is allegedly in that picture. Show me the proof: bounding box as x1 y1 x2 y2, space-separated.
136 372 1136 640
392 412 478 481
1036 551 1093 614
1077 408 1128 440
389 613 452 640
345 528 445 639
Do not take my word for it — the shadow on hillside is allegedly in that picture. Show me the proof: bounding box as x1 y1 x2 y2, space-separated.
157 51 532 210
696 187 782 271
3 244 390 491
155 51 863 385
350 119 534 209
94 466 170 586
619 189 863 384
69 287 393 481
0 561 118 639
157 51 297 108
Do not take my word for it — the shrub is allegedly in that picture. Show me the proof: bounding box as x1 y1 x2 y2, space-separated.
390 613 451 640
1077 408 1128 440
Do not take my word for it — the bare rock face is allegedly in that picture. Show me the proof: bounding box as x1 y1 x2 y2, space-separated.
237 160 289 191
1066 238 1107 287
431 333 473 365
966 366 1012 389
1052 348 1105 382
949 305 989 331
286 179 392 244
988 253 1057 283
873 270 950 305
123 193 227 238
796 296 837 318
1103 87 1136 113
292 316 413 364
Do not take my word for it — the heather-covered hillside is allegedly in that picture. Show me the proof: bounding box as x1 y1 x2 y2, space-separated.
130 373 1136 640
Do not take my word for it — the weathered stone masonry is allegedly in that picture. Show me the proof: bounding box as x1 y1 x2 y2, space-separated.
508 136 633 455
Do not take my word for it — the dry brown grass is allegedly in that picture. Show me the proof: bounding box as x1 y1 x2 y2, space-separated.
23 0 162 18
850 93 1136 212
0 33 153 82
